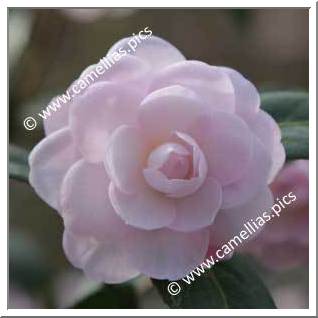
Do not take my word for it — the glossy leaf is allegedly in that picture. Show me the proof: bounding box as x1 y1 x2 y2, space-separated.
152 254 276 309
261 91 308 122
280 121 309 160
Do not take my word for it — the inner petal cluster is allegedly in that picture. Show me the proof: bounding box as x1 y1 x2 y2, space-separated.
147 143 191 180
143 132 208 198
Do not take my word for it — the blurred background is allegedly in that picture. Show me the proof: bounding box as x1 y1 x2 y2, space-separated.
9 8 309 309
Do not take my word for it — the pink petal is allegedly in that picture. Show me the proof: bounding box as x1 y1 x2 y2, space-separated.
143 131 208 198
138 85 209 143
60 159 129 240
28 128 80 210
221 135 272 209
268 142 286 183
168 178 222 232
69 82 142 163
143 168 204 198
79 55 150 90
210 188 274 246
149 61 235 113
109 182 176 230
220 67 260 120
107 35 185 69
247 110 281 153
43 96 70 135
126 228 209 280
63 231 139 284
104 125 147 194
192 111 253 185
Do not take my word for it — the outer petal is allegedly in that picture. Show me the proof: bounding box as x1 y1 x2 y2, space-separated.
69 82 142 163
221 135 272 209
191 111 253 185
104 125 147 194
44 56 149 136
80 55 149 83
109 182 176 230
63 231 139 284
60 161 140 283
107 35 185 69
43 96 70 135
28 128 80 210
268 142 286 183
210 188 274 246
61 160 128 240
220 67 260 120
138 85 210 143
247 110 281 151
126 228 209 280
168 178 222 232
251 108 286 184
149 60 235 113
79 55 150 93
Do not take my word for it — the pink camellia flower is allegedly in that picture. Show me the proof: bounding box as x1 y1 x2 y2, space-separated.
29 36 285 282
243 160 309 270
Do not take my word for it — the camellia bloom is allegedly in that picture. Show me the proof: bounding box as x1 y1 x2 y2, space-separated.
243 160 309 270
29 36 285 282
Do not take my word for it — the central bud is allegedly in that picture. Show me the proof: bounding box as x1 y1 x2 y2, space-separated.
147 143 191 180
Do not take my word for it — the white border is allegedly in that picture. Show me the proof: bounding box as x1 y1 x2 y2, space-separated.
2 1 316 316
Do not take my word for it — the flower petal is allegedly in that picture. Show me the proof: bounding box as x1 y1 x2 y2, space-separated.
63 230 139 284
109 181 176 230
107 35 185 69
192 111 253 185
60 159 130 240
28 128 80 210
69 82 142 163
126 228 209 280
247 110 281 152
43 96 70 135
104 125 147 194
220 67 260 120
143 131 208 198
210 187 274 246
138 85 209 143
221 135 272 209
268 142 286 183
168 178 222 232
150 61 235 113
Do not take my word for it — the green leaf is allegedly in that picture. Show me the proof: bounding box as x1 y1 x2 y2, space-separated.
9 144 29 182
261 91 308 122
280 121 309 160
71 283 138 309
152 254 276 309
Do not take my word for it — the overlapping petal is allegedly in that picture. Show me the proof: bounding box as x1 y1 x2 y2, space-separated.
149 61 235 113
109 181 176 230
107 35 185 69
126 228 210 280
210 187 274 246
191 111 253 185
168 178 222 232
29 128 80 210
138 85 210 143
63 230 139 284
221 135 272 209
220 66 260 120
69 82 142 163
